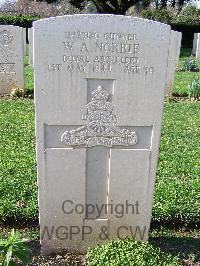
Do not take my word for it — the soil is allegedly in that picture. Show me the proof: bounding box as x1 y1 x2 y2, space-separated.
27 241 85 266
25 236 200 266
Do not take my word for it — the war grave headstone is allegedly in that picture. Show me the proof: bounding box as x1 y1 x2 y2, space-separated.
0 25 24 94
196 33 200 58
28 27 33 65
165 30 182 95
34 14 172 253
23 28 27 55
192 33 198 56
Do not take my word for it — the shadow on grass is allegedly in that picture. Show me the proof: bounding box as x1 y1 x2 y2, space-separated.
150 236 200 264
180 48 193 58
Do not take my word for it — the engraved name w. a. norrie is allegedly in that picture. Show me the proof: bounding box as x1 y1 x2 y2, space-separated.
61 86 137 148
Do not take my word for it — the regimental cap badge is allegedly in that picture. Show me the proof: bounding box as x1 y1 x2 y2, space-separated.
61 85 138 148
0 30 13 46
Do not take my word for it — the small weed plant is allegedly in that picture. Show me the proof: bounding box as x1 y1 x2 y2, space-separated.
188 75 200 100
0 229 30 266
181 58 199 72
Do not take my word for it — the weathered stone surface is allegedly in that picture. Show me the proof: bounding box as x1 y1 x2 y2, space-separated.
28 27 33 65
0 25 24 94
165 30 182 95
34 14 171 253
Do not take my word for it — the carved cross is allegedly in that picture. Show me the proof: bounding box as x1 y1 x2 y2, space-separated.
61 86 138 219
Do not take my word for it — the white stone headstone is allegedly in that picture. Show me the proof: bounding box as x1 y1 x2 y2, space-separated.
196 33 200 58
165 30 182 96
0 25 24 94
28 28 33 65
34 14 171 254
23 28 27 55
192 33 198 56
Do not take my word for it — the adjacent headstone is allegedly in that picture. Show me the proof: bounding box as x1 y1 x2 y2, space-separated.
165 30 182 96
23 28 27 55
196 33 200 59
0 25 24 94
192 33 198 56
28 28 33 65
34 14 172 254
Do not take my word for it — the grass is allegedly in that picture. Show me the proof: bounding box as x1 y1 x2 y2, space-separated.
86 238 181 266
0 100 37 222
154 101 200 225
173 48 200 96
173 72 196 96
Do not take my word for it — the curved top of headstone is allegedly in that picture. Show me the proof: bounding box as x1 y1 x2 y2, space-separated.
0 25 23 29
33 14 170 30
